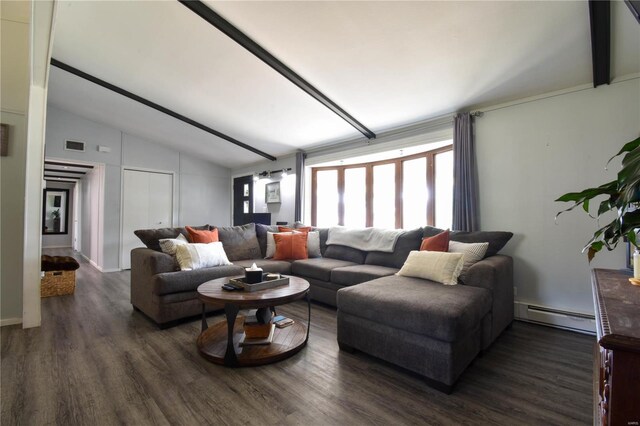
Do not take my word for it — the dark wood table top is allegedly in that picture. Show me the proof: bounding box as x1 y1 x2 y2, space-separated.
592 268 640 352
197 275 310 307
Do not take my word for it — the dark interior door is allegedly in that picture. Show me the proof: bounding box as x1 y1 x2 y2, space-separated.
233 175 254 226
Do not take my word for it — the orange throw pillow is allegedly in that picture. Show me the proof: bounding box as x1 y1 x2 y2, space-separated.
185 226 219 243
273 232 308 260
420 229 450 252
278 226 312 234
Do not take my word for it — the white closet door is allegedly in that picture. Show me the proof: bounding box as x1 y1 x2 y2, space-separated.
148 172 173 228
121 169 173 269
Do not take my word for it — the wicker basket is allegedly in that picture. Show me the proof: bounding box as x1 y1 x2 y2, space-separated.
41 270 76 297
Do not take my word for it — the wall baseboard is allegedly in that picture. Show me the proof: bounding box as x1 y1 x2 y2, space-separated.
1 318 23 327
514 301 596 335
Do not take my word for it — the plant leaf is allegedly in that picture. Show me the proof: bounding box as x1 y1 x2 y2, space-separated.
607 136 640 166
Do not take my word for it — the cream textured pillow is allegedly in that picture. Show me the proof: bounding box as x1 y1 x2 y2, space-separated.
158 233 188 255
397 250 464 285
175 242 232 271
448 241 489 275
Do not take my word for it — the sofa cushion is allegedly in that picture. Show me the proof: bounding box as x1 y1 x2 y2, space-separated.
331 264 399 286
448 241 489 276
365 228 423 269
175 242 232 271
233 259 292 275
217 223 262 261
450 231 513 258
185 226 219 243
158 234 189 256
337 275 492 342
423 227 513 258
291 258 358 282
314 227 330 256
420 229 450 252
324 244 366 264
153 264 244 296
255 223 279 258
397 251 464 285
135 225 209 252
273 233 308 260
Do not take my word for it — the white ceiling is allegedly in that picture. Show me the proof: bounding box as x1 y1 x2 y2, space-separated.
48 1 640 169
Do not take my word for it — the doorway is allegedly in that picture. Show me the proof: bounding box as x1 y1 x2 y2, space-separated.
233 175 254 226
121 169 174 269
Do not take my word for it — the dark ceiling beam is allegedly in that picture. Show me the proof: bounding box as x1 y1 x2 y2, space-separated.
44 168 86 175
45 160 93 168
46 179 77 184
50 58 277 161
179 0 376 140
588 0 611 87
45 174 81 180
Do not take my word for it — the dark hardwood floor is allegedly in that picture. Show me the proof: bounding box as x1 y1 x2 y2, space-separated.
1 249 594 425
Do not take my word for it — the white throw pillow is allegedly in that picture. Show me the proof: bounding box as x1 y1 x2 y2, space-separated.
397 250 464 285
306 231 321 258
175 242 232 271
158 233 188 255
448 241 489 275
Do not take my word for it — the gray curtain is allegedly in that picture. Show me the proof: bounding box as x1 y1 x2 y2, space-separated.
294 151 306 223
452 113 479 231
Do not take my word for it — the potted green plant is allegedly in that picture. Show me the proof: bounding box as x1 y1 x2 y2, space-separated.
555 136 640 280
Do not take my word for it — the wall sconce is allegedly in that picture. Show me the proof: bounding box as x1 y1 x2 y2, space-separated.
256 168 292 180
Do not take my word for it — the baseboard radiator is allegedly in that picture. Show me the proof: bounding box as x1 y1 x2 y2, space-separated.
514 302 596 335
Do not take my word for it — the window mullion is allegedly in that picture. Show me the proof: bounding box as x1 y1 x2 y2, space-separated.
426 153 435 226
395 160 402 229
311 169 317 226
366 165 373 227
338 167 345 226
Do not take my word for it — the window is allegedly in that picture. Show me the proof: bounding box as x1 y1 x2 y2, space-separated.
311 146 453 229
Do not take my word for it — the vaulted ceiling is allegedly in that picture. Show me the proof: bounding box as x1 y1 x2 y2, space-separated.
47 1 640 168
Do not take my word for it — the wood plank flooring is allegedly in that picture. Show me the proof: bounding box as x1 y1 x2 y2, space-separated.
1 249 594 425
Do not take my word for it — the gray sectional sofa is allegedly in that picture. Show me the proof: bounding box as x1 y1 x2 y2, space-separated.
130 222 513 392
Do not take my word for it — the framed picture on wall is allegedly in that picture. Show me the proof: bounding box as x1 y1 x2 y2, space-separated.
265 182 281 204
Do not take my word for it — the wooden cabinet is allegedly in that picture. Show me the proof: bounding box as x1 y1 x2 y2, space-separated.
591 269 640 426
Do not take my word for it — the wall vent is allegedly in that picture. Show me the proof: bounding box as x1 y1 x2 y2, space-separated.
65 140 85 152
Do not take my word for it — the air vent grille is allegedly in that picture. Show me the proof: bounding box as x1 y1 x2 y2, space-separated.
65 140 85 152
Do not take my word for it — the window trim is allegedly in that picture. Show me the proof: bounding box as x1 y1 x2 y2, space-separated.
311 145 452 228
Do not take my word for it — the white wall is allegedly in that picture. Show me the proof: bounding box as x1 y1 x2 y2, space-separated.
180 154 232 226
1 0 56 327
42 181 75 248
476 77 640 315
233 156 297 225
45 105 232 270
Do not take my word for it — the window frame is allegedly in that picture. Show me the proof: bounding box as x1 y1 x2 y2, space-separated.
311 145 453 228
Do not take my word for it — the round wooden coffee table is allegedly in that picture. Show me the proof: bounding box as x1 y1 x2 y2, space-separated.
196 275 310 367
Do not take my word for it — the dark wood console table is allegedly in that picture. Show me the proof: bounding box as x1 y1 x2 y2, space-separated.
591 268 640 426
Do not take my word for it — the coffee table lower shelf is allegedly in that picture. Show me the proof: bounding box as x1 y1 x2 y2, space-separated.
197 317 307 366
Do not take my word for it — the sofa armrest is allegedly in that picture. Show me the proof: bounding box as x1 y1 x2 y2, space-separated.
131 247 177 275
462 255 514 345
462 255 512 292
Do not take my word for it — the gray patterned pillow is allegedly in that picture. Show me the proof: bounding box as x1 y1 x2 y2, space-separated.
217 223 261 261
